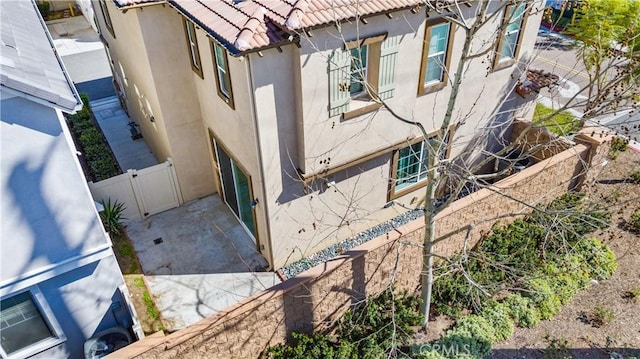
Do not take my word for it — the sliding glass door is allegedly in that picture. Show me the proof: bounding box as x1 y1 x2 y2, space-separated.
214 143 257 240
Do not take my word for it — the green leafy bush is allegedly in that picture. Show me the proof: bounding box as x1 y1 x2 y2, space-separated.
36 1 50 18
66 94 120 181
499 294 540 328
262 290 422 359
524 278 562 320
631 170 640 183
436 315 493 359
589 305 614 327
574 238 617 280
609 136 629 159
629 209 640 232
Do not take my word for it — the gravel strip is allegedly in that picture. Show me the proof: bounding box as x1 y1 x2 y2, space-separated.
279 209 425 280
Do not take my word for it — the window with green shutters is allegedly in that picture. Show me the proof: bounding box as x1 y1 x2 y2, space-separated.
328 34 400 118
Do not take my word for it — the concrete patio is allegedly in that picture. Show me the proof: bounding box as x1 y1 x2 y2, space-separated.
125 195 279 331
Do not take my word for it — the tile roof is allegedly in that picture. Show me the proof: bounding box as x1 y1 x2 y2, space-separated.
112 0 428 54
258 0 422 30
1 0 81 113
170 0 291 52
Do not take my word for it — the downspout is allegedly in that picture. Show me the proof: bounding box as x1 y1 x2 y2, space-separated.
245 54 275 270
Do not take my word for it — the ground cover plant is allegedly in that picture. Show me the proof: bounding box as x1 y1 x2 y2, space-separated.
262 193 616 358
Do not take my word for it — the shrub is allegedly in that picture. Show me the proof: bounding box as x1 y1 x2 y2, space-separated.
609 136 629 159
589 305 614 327
437 316 493 359
100 199 126 235
573 238 617 280
629 209 640 232
478 305 514 342
499 294 540 328
524 278 562 320
263 290 422 358
631 170 640 183
36 1 50 18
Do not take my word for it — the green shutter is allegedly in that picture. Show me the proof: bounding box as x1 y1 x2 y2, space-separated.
378 35 400 100
328 49 351 116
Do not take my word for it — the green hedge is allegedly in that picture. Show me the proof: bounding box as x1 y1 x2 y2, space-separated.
66 94 120 181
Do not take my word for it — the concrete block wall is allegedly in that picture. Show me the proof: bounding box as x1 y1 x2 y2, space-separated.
110 128 606 359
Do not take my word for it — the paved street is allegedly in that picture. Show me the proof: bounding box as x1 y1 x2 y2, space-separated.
531 27 639 150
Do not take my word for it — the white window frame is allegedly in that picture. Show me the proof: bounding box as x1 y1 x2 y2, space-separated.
0 286 66 358
424 22 450 85
213 43 231 98
349 45 369 99
185 21 200 70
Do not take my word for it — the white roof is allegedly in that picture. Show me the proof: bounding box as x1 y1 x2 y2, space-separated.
0 0 81 113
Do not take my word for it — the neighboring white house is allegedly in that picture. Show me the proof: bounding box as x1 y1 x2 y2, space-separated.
0 1 140 358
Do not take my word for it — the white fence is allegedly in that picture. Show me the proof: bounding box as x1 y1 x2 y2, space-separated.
88 159 183 221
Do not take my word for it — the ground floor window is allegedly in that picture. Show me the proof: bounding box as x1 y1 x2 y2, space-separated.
0 289 63 357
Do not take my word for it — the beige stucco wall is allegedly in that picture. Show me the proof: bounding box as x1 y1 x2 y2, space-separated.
94 2 214 202
98 0 544 269
249 2 545 268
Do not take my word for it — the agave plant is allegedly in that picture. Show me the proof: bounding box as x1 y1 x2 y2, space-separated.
100 199 126 235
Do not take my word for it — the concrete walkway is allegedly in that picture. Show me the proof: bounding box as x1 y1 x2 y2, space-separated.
92 96 157 171
125 195 278 331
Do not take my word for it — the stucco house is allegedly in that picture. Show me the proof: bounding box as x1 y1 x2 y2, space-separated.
93 0 541 270
0 1 140 357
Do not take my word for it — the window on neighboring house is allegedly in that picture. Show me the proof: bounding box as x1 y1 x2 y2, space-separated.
183 18 203 78
98 0 115 38
329 33 400 120
494 2 526 69
0 289 64 358
418 20 455 94
211 42 234 109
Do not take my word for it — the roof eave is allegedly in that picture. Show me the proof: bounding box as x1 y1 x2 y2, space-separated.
1 85 81 114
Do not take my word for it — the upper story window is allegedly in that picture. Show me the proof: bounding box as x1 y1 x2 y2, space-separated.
418 20 455 94
349 45 368 97
494 2 526 70
183 18 203 78
328 33 400 120
0 289 65 358
98 0 115 38
211 42 235 109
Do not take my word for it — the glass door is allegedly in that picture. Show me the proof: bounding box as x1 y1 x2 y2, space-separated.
214 143 257 241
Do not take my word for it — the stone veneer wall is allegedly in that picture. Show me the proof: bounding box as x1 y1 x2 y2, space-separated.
110 128 610 359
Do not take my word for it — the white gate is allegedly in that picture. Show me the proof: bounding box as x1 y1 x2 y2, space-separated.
88 158 183 220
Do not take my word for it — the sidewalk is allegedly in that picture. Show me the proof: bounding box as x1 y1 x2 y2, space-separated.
92 96 157 171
